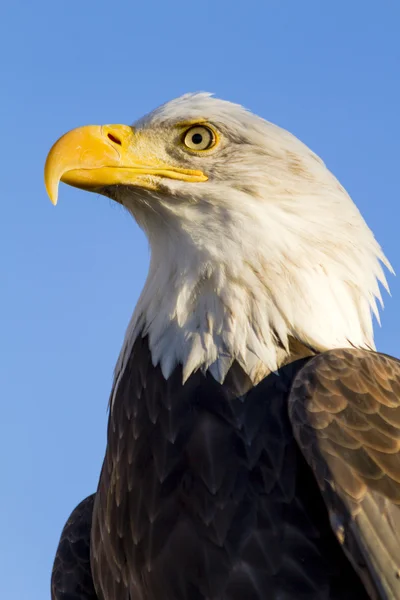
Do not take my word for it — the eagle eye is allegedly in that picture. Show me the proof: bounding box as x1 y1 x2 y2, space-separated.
182 125 216 151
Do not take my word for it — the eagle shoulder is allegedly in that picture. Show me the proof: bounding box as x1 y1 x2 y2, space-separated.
289 348 400 600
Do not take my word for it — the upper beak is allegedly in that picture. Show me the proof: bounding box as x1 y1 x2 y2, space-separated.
44 124 208 205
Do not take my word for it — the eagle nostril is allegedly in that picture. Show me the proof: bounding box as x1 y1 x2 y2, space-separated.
107 133 122 145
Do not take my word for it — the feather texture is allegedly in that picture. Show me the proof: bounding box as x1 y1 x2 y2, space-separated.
51 495 97 600
91 338 368 600
289 349 400 600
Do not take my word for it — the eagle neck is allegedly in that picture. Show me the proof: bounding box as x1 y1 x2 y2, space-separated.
114 241 303 394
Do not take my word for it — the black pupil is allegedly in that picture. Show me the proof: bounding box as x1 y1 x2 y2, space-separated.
192 133 204 145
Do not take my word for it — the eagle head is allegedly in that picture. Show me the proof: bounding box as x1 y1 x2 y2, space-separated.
45 93 391 384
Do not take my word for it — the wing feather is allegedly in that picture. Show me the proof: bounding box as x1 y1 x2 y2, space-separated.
51 495 97 600
289 349 400 600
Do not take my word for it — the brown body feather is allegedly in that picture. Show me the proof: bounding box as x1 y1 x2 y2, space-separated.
51 343 400 600
289 349 400 599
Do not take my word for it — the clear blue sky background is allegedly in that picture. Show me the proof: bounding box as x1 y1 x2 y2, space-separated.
1 1 399 598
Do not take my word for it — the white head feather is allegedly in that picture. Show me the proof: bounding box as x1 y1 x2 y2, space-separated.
111 93 391 392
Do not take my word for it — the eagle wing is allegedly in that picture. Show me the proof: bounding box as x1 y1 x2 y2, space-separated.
289 349 400 600
51 494 97 600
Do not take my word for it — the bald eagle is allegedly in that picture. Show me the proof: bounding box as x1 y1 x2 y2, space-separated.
45 94 400 600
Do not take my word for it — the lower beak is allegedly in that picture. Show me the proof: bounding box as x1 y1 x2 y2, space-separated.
44 124 207 205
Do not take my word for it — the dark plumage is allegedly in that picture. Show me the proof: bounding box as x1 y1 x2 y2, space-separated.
289 349 400 599
51 495 96 600
52 339 400 600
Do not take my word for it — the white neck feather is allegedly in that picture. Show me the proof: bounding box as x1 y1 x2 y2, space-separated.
113 181 389 392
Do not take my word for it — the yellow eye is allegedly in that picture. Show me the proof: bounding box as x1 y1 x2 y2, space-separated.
183 126 215 151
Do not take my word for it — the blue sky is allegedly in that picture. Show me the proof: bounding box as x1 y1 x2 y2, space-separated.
1 1 399 598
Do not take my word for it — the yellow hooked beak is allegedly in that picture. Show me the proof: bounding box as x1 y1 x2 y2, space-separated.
44 124 208 205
